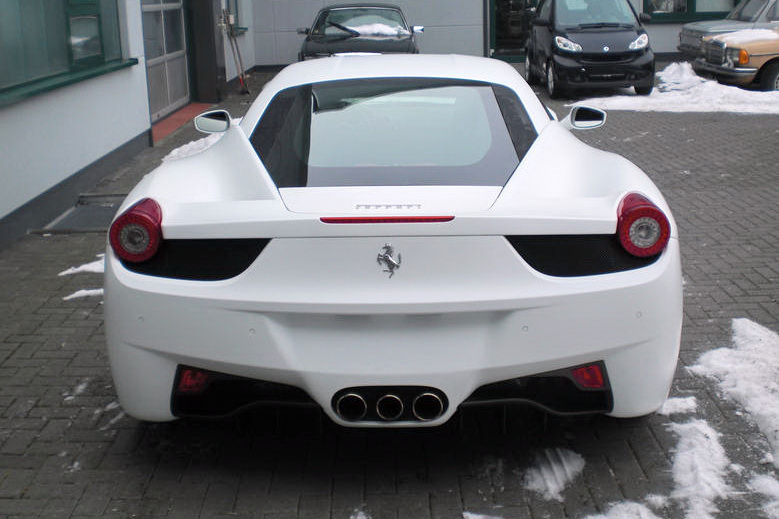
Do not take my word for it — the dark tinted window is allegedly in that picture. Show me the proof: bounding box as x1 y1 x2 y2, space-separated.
555 0 638 26
538 0 553 19
250 78 537 188
727 0 768 20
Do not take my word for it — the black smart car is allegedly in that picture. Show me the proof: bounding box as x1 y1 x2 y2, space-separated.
525 0 654 98
297 4 423 60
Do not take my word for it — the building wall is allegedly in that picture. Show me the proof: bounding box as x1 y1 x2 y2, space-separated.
646 24 684 54
243 0 484 69
0 0 150 221
224 0 257 81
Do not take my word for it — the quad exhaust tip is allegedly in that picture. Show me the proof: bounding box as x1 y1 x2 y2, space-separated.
376 394 404 421
335 392 367 421
412 392 445 421
333 387 447 422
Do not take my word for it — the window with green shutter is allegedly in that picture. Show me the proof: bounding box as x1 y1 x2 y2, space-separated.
0 0 135 106
644 0 737 22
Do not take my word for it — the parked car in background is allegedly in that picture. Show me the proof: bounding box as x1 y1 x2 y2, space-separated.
524 0 655 98
104 54 682 427
693 28 779 90
297 4 423 60
678 0 779 58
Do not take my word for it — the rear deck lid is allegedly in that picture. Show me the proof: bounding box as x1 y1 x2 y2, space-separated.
279 185 503 214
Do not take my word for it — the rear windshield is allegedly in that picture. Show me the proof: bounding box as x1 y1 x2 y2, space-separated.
250 78 537 188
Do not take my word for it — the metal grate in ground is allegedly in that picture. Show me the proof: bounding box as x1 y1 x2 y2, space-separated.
35 193 125 234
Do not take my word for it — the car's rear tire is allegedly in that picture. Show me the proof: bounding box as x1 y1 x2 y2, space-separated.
524 52 539 86
546 61 563 98
759 62 779 91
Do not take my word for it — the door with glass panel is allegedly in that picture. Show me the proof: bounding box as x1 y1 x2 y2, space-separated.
142 0 189 121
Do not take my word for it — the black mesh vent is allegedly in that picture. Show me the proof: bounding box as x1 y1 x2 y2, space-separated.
464 362 613 415
121 239 269 281
506 235 658 276
171 366 315 418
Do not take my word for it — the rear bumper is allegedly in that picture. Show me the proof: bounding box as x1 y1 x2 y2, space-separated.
105 236 682 427
552 51 654 90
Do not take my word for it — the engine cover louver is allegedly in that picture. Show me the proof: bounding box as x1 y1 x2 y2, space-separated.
120 239 270 281
505 235 659 277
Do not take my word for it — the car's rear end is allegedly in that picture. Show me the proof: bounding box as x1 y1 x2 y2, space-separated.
104 56 682 427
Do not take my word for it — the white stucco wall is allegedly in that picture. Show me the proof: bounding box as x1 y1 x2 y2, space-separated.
0 0 150 220
224 0 257 81
247 0 485 67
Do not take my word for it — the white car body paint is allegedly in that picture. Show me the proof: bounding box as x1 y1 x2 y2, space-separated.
105 54 682 426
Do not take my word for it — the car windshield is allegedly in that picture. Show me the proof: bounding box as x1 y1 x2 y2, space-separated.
726 0 769 21
556 0 638 27
250 78 537 188
312 8 410 36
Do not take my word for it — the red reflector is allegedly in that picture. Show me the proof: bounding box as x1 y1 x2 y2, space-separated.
178 368 210 394
320 216 454 224
571 365 605 389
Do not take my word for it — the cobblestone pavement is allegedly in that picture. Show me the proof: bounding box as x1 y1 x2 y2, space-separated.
0 69 777 519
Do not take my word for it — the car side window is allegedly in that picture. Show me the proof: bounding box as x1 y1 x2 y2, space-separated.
538 0 553 21
768 0 779 20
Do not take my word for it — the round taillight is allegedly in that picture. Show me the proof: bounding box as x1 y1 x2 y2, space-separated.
617 193 670 258
109 198 163 263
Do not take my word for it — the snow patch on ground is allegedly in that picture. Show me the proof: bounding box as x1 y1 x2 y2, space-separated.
162 133 222 162
62 288 104 301
99 411 125 431
690 318 779 469
58 254 105 276
63 379 89 401
480 457 506 493
573 62 779 114
668 419 732 519
522 448 585 501
750 474 779 519
645 494 669 508
658 396 698 416
161 118 242 162
462 513 503 519
583 501 662 519
349 509 371 519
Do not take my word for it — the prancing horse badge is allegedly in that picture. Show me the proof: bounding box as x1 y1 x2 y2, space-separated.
377 244 401 278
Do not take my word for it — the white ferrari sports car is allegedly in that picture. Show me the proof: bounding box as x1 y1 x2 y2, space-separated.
105 54 682 427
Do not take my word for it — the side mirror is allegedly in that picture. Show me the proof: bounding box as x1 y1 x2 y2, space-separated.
639 13 651 23
296 27 310 35
532 18 550 26
561 106 606 130
412 25 425 33
194 110 231 134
